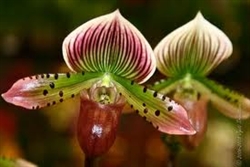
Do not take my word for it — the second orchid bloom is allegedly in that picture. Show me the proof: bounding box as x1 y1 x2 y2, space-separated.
153 12 250 149
2 10 195 157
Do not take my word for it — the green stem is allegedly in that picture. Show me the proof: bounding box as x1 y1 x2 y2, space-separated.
167 153 177 167
84 157 99 167
161 134 181 167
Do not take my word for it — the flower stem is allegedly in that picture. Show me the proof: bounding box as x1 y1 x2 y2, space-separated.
161 134 181 167
167 153 177 167
84 157 99 167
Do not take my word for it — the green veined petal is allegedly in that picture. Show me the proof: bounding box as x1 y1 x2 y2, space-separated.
2 72 104 110
191 77 250 119
154 12 232 77
63 10 155 83
152 76 182 94
110 74 196 135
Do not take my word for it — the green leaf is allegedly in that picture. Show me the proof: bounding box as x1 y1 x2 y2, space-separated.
0 157 37 167
2 72 104 109
192 76 250 119
110 74 195 135
0 157 15 167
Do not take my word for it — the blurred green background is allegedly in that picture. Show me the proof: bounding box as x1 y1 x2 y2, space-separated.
0 0 249 167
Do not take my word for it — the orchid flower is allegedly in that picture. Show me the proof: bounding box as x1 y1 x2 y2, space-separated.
1 10 195 156
153 12 250 149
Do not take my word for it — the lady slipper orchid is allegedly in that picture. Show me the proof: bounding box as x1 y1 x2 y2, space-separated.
153 12 250 149
1 10 195 156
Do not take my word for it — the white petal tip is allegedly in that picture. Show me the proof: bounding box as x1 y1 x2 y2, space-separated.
114 9 121 14
195 11 204 19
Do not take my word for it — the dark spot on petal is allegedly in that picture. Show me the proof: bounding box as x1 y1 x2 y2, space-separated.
47 103 51 107
29 76 33 79
143 108 148 114
143 116 147 120
59 91 63 97
71 94 75 98
46 73 50 78
155 110 160 116
32 106 35 109
143 86 147 93
162 95 166 101
135 110 139 114
142 103 146 107
131 80 134 85
35 75 39 79
234 99 239 103
153 91 158 97
60 99 63 103
43 90 48 96
35 106 40 110
168 106 173 111
156 126 159 130
41 74 44 78
130 105 133 108
66 72 71 78
82 71 85 75
52 101 56 105
197 92 201 100
49 82 55 89
54 73 58 79
225 95 231 101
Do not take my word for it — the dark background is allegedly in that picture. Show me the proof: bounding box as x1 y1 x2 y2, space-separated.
0 0 249 167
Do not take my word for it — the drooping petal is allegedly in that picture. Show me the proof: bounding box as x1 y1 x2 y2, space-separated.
110 74 196 135
77 89 125 157
154 12 232 77
191 77 250 119
1 72 104 109
174 92 208 150
153 76 208 147
122 77 181 114
63 10 155 83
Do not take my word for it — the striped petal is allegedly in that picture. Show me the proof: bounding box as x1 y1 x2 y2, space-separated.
63 10 155 83
191 77 250 119
1 72 103 109
154 12 232 77
110 74 196 135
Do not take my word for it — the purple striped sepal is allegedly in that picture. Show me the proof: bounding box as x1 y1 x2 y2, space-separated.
63 10 155 84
